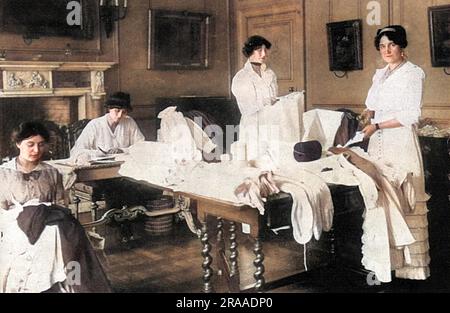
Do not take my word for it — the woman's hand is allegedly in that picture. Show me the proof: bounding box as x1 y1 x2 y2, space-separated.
362 124 377 138
358 109 374 128
107 148 124 154
362 109 375 119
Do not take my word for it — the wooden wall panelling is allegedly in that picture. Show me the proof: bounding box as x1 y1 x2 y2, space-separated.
305 0 391 110
329 0 361 21
0 106 3 159
0 1 105 60
400 0 450 127
115 0 232 141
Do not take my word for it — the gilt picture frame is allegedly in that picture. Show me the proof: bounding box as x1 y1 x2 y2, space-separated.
428 5 450 67
147 9 210 70
326 19 363 72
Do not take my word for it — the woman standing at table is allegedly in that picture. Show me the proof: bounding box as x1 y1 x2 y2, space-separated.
0 121 111 292
362 25 430 280
231 35 278 160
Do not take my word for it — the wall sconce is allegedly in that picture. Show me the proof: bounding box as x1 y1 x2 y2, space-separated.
100 0 128 38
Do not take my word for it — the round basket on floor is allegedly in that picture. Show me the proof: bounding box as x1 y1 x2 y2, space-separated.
144 196 174 236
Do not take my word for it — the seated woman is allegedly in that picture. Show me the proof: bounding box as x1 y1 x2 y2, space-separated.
0 121 111 293
70 91 145 162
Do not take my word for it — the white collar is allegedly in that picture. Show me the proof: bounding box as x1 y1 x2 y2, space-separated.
0 158 46 172
244 59 268 73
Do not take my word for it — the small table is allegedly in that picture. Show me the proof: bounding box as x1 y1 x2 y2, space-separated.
72 162 123 182
48 160 123 219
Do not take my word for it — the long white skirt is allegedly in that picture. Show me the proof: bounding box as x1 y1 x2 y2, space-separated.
368 126 430 280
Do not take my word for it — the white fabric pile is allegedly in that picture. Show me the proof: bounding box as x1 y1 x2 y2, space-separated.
302 109 344 150
119 107 217 187
0 200 66 293
233 91 305 161
118 107 419 283
157 106 203 162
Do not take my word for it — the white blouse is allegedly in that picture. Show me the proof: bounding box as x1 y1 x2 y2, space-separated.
70 114 145 159
0 159 63 210
365 61 425 128
231 60 278 117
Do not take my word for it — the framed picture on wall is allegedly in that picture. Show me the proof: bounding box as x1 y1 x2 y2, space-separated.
147 9 210 70
326 19 363 72
428 5 450 67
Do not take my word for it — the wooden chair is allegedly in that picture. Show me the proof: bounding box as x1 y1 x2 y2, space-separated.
40 120 69 160
63 119 102 219
63 118 91 156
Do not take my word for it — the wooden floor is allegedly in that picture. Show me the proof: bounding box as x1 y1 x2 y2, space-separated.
99 219 450 293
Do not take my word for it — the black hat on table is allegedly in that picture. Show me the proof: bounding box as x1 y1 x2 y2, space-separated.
293 140 322 162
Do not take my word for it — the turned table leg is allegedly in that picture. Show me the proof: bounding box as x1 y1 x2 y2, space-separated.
253 237 265 292
200 222 214 293
216 217 224 276
73 194 81 220
229 221 239 277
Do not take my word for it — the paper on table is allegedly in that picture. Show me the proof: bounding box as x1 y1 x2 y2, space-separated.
89 159 118 164
91 155 115 161
344 131 365 147
89 155 116 164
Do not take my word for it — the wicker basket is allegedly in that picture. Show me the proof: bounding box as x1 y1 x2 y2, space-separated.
144 196 174 236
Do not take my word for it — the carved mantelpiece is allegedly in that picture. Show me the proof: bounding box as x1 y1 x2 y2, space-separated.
0 61 115 118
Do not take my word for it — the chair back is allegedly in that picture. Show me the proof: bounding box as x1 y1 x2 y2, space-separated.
40 120 68 160
65 119 91 152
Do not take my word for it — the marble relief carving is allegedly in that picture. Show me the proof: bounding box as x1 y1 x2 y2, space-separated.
4 70 50 90
7 73 23 89
27 71 49 88
94 71 104 93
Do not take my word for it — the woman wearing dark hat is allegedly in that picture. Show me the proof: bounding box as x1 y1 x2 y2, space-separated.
70 91 145 161
362 25 430 280
231 35 278 160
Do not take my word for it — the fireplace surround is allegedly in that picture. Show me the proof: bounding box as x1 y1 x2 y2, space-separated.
0 61 115 158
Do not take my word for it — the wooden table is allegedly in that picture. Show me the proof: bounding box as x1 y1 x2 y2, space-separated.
49 161 124 219
72 162 123 182
50 161 203 237
179 184 368 293
177 191 264 293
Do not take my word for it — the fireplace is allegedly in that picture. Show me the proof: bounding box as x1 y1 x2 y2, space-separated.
0 61 115 158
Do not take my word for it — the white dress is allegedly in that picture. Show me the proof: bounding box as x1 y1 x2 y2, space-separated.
365 61 430 280
70 114 145 160
231 60 278 160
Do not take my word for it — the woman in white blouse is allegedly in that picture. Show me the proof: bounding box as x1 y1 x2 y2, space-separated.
231 35 278 160
363 25 430 280
0 122 111 292
70 92 145 162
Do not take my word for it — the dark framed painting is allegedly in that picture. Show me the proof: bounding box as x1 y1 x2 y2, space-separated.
428 5 450 67
326 19 363 72
148 9 210 70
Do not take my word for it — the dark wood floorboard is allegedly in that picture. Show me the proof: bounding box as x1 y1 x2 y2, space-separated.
100 220 450 293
